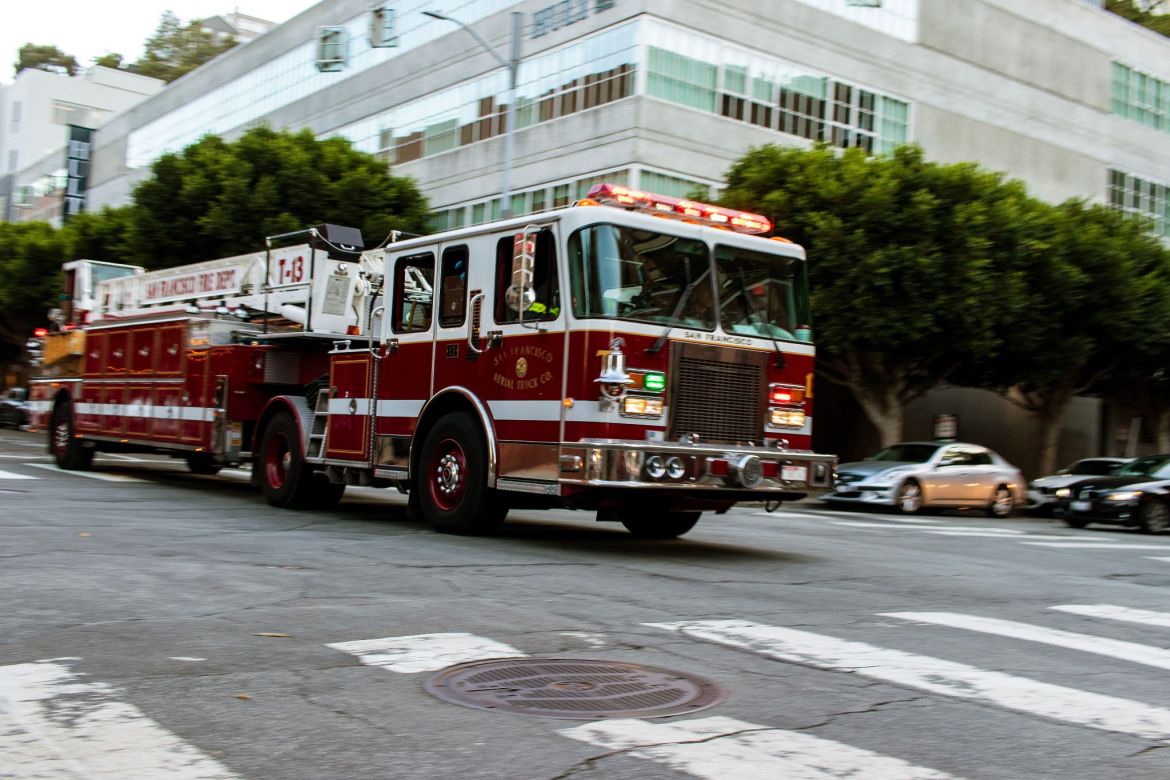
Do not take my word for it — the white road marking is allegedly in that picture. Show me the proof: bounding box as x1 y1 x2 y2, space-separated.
1148 557 1170 564
1051 604 1170 630
0 454 49 460
884 611 1170 670
646 620 1170 741
559 716 961 780
559 631 608 648
169 657 207 662
832 522 1026 534
0 469 37 480
0 659 240 779
327 632 525 673
1021 542 1170 550
26 464 149 482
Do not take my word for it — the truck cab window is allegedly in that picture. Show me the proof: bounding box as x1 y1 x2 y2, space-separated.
494 231 560 323
439 245 469 328
393 253 434 333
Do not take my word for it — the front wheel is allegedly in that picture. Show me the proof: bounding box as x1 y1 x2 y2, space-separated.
619 511 701 540
1138 500 1169 534
894 480 923 514
259 412 313 508
416 412 506 535
50 402 93 470
987 486 1014 518
186 453 221 475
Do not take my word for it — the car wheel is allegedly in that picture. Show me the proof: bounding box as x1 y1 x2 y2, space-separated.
1138 501 1170 535
1063 516 1089 529
895 480 923 514
619 510 701 539
416 412 507 535
987 486 1014 518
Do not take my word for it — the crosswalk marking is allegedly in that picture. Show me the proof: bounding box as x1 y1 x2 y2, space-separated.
0 660 239 779
0 469 36 480
1051 604 1170 630
646 620 1170 741
1021 542 1170 550
559 716 962 780
327 632 525 673
884 611 1170 670
26 463 149 482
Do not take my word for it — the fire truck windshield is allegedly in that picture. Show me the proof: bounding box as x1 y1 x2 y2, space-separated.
713 245 810 341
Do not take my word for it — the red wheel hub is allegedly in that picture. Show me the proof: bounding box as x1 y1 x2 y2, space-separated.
428 437 467 511
266 432 291 489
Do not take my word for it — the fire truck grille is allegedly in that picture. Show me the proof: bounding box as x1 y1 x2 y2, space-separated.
669 351 765 445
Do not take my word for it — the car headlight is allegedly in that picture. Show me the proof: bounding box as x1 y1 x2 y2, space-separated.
1054 488 1071 499
1103 490 1142 502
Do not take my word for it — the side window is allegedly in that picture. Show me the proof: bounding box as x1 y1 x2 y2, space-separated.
938 448 969 467
968 450 992 466
494 230 560 323
392 253 434 333
438 245 469 327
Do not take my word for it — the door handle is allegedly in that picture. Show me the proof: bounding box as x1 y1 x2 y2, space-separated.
467 292 486 354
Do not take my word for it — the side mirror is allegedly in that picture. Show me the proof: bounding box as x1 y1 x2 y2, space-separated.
505 226 540 314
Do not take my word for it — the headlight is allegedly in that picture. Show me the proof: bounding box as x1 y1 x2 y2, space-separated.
1104 490 1142 502
769 408 806 428
1054 488 1071 499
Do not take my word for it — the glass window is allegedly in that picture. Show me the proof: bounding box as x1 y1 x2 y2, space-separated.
568 224 714 329
392 253 434 333
438 245 469 328
494 231 560 323
713 245 808 340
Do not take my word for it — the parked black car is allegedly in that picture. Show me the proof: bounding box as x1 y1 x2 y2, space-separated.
0 387 29 428
1056 453 1170 534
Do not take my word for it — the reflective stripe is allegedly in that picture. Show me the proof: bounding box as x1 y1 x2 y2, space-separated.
73 403 214 422
327 397 373 415
376 399 425 418
488 400 562 421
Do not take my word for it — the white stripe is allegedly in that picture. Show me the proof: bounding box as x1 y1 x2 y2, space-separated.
327 632 525 673
1022 542 1170 549
375 399 425 418
27 464 148 482
26 400 52 412
564 399 657 427
559 716 961 780
0 469 36 480
832 522 1025 534
884 611 1170 670
72 403 215 422
646 620 1170 740
327 397 372 415
1149 557 1170 564
488 399 563 421
0 660 240 779
1051 604 1170 630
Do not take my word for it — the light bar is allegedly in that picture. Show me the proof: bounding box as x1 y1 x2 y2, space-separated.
585 184 773 235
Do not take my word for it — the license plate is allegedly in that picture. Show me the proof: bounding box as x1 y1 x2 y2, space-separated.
782 465 808 482
1070 500 1091 512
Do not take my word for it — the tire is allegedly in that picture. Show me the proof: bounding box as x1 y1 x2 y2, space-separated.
50 401 94 470
1138 500 1170 535
308 473 346 510
987 485 1014 518
258 411 314 508
415 412 506 535
894 480 923 515
619 511 701 540
186 453 221 475
1064 516 1089 529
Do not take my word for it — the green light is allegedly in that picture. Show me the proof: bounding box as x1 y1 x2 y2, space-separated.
643 372 665 393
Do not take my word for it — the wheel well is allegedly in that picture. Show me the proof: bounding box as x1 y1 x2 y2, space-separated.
252 398 302 457
411 390 496 487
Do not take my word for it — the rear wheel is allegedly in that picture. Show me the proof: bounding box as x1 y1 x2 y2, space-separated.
987 486 1014 518
259 412 314 508
1064 516 1089 529
309 473 346 509
186 453 221 475
619 511 701 540
1138 500 1169 534
50 401 93 470
895 480 923 514
416 412 506 535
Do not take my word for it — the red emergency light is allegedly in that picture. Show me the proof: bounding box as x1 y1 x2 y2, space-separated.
33 327 49 337
584 184 773 235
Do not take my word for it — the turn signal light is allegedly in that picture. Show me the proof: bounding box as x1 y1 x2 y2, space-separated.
769 384 804 404
770 408 806 428
707 458 730 477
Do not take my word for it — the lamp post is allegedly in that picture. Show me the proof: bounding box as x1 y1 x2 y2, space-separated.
423 10 522 219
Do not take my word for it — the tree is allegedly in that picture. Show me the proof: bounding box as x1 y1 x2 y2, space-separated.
130 11 238 83
92 53 125 70
1106 0 1170 39
0 223 65 367
126 126 429 268
720 144 1036 446
14 44 79 77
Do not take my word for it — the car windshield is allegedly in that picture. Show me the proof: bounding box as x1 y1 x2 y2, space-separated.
1067 459 1124 476
567 224 714 328
868 444 940 463
1113 455 1170 479
714 245 810 340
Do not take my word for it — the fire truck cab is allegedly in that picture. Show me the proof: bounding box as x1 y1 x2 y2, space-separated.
31 186 835 538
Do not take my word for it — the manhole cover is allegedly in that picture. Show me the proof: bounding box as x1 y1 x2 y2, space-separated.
424 658 726 719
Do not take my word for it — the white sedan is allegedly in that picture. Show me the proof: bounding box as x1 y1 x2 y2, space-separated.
824 441 1025 516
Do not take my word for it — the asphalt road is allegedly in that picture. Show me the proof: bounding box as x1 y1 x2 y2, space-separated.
3 426 1170 779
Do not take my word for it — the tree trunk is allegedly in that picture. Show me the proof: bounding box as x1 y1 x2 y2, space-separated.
1156 411 1170 453
1034 403 1068 477
852 386 905 448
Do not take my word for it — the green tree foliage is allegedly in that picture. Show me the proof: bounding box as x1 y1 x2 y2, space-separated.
0 223 66 365
1106 0 1170 39
720 144 1036 447
126 126 429 268
130 11 238 83
92 53 125 70
13 44 79 77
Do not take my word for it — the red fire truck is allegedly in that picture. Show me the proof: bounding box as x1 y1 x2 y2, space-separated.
30 184 834 538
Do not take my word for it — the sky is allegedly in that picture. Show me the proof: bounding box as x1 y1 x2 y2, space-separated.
1 1 320 84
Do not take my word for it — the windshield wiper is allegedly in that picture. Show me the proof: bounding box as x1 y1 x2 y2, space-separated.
735 270 787 369
646 262 706 354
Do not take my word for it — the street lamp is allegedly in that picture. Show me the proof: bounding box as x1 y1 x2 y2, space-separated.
423 9 522 219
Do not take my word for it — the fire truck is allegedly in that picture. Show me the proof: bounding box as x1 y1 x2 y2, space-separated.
29 184 835 538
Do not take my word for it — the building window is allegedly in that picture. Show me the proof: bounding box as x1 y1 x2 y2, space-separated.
1109 169 1170 239
639 170 711 199
1111 61 1170 133
315 26 348 72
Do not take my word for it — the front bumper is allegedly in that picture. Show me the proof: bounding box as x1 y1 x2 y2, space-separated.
822 483 898 508
558 439 835 498
1061 499 1141 526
